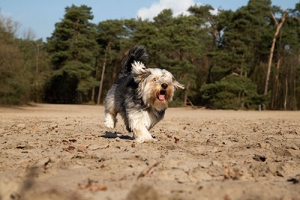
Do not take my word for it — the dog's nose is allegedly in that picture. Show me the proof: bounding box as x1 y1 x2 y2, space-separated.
161 83 168 89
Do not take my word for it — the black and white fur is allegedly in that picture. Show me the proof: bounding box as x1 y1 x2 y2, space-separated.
104 46 184 143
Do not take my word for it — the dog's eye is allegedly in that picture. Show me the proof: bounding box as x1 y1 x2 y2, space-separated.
152 78 157 82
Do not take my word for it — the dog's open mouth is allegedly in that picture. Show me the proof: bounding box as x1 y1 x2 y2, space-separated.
158 90 166 101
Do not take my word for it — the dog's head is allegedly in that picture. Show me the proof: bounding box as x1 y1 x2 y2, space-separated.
132 61 185 111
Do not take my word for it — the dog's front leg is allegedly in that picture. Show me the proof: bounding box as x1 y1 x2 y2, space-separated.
128 111 155 143
132 123 155 143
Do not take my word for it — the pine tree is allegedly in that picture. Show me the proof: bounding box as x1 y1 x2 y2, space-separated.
45 5 99 103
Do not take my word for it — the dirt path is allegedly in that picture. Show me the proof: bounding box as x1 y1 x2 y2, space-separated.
1 104 300 200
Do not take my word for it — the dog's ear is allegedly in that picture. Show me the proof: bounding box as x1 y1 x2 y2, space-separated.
132 61 150 83
172 77 185 89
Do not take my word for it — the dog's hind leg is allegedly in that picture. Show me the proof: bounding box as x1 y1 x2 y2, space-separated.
104 102 118 129
104 110 117 129
104 108 117 129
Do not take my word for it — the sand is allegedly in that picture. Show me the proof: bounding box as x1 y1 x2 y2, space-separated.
0 104 300 200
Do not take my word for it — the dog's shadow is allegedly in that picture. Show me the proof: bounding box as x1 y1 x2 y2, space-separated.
101 131 133 140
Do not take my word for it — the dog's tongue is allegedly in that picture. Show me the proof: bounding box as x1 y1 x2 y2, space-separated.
158 94 165 100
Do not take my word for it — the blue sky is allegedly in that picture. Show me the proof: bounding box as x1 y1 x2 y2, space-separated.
1 0 297 41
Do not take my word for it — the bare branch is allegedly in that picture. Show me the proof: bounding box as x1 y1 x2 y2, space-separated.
270 11 278 26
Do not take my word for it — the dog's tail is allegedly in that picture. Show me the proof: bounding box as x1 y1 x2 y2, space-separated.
122 45 148 74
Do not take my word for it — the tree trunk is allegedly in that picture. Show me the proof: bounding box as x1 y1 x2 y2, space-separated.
271 57 282 109
97 44 111 105
293 79 297 110
284 78 288 110
97 55 106 105
91 87 95 102
264 11 287 99
183 81 190 106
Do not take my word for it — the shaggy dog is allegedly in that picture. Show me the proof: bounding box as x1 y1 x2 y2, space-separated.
104 46 185 143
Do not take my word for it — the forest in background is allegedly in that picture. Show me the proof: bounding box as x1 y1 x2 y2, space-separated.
0 0 300 110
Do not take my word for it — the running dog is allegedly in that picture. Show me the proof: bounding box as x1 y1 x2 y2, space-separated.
104 46 185 143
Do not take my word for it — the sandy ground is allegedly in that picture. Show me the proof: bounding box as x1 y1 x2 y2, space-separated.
0 104 300 200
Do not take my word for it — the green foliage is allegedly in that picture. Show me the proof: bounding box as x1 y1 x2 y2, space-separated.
0 40 27 104
45 4 99 103
0 14 48 104
1 1 300 110
200 74 265 109
0 77 28 104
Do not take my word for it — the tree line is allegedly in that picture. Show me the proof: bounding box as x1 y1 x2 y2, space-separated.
0 0 299 110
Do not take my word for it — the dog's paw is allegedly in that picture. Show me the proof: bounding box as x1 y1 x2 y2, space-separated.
104 119 115 129
104 113 117 128
126 125 133 132
104 114 117 128
135 136 157 143
104 121 114 128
